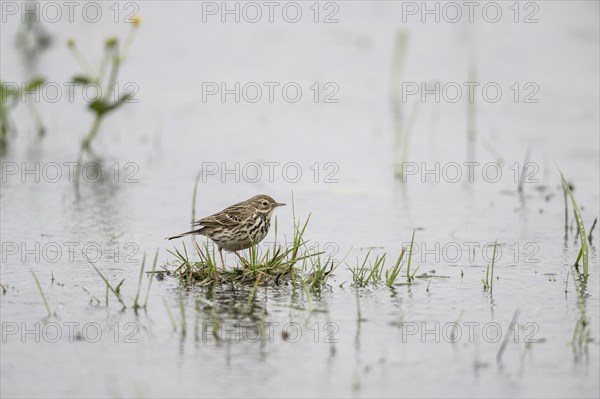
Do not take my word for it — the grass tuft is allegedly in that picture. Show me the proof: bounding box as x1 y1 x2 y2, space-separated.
482 241 497 291
558 167 589 280
351 231 416 288
86 258 127 309
385 247 406 287
164 211 322 287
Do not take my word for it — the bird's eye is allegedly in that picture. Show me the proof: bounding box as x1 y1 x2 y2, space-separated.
262 201 268 207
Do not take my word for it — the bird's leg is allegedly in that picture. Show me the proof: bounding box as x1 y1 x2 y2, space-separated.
218 247 226 269
234 251 245 266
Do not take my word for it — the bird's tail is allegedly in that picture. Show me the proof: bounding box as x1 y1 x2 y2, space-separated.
166 228 203 240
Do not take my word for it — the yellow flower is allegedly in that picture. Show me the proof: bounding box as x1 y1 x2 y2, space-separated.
131 15 142 27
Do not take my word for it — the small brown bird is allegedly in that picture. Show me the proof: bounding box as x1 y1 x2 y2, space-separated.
167 194 285 267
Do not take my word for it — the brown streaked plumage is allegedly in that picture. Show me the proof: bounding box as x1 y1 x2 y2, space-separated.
167 194 285 267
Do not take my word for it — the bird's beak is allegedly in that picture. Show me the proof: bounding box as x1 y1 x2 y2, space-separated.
275 202 286 207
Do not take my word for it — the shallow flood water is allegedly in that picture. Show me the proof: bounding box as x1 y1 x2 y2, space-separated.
1 1 599 397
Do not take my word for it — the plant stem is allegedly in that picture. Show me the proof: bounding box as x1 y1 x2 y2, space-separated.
191 172 201 223
490 240 497 292
406 229 415 282
82 115 102 150
133 253 146 310
143 250 159 308
30 270 52 317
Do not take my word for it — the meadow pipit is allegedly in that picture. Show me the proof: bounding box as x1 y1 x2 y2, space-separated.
167 194 285 267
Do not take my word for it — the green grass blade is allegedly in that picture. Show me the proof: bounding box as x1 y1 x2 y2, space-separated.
30 270 52 317
406 230 415 282
558 167 589 280
143 250 159 308
86 259 127 309
133 253 146 310
490 240 497 292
